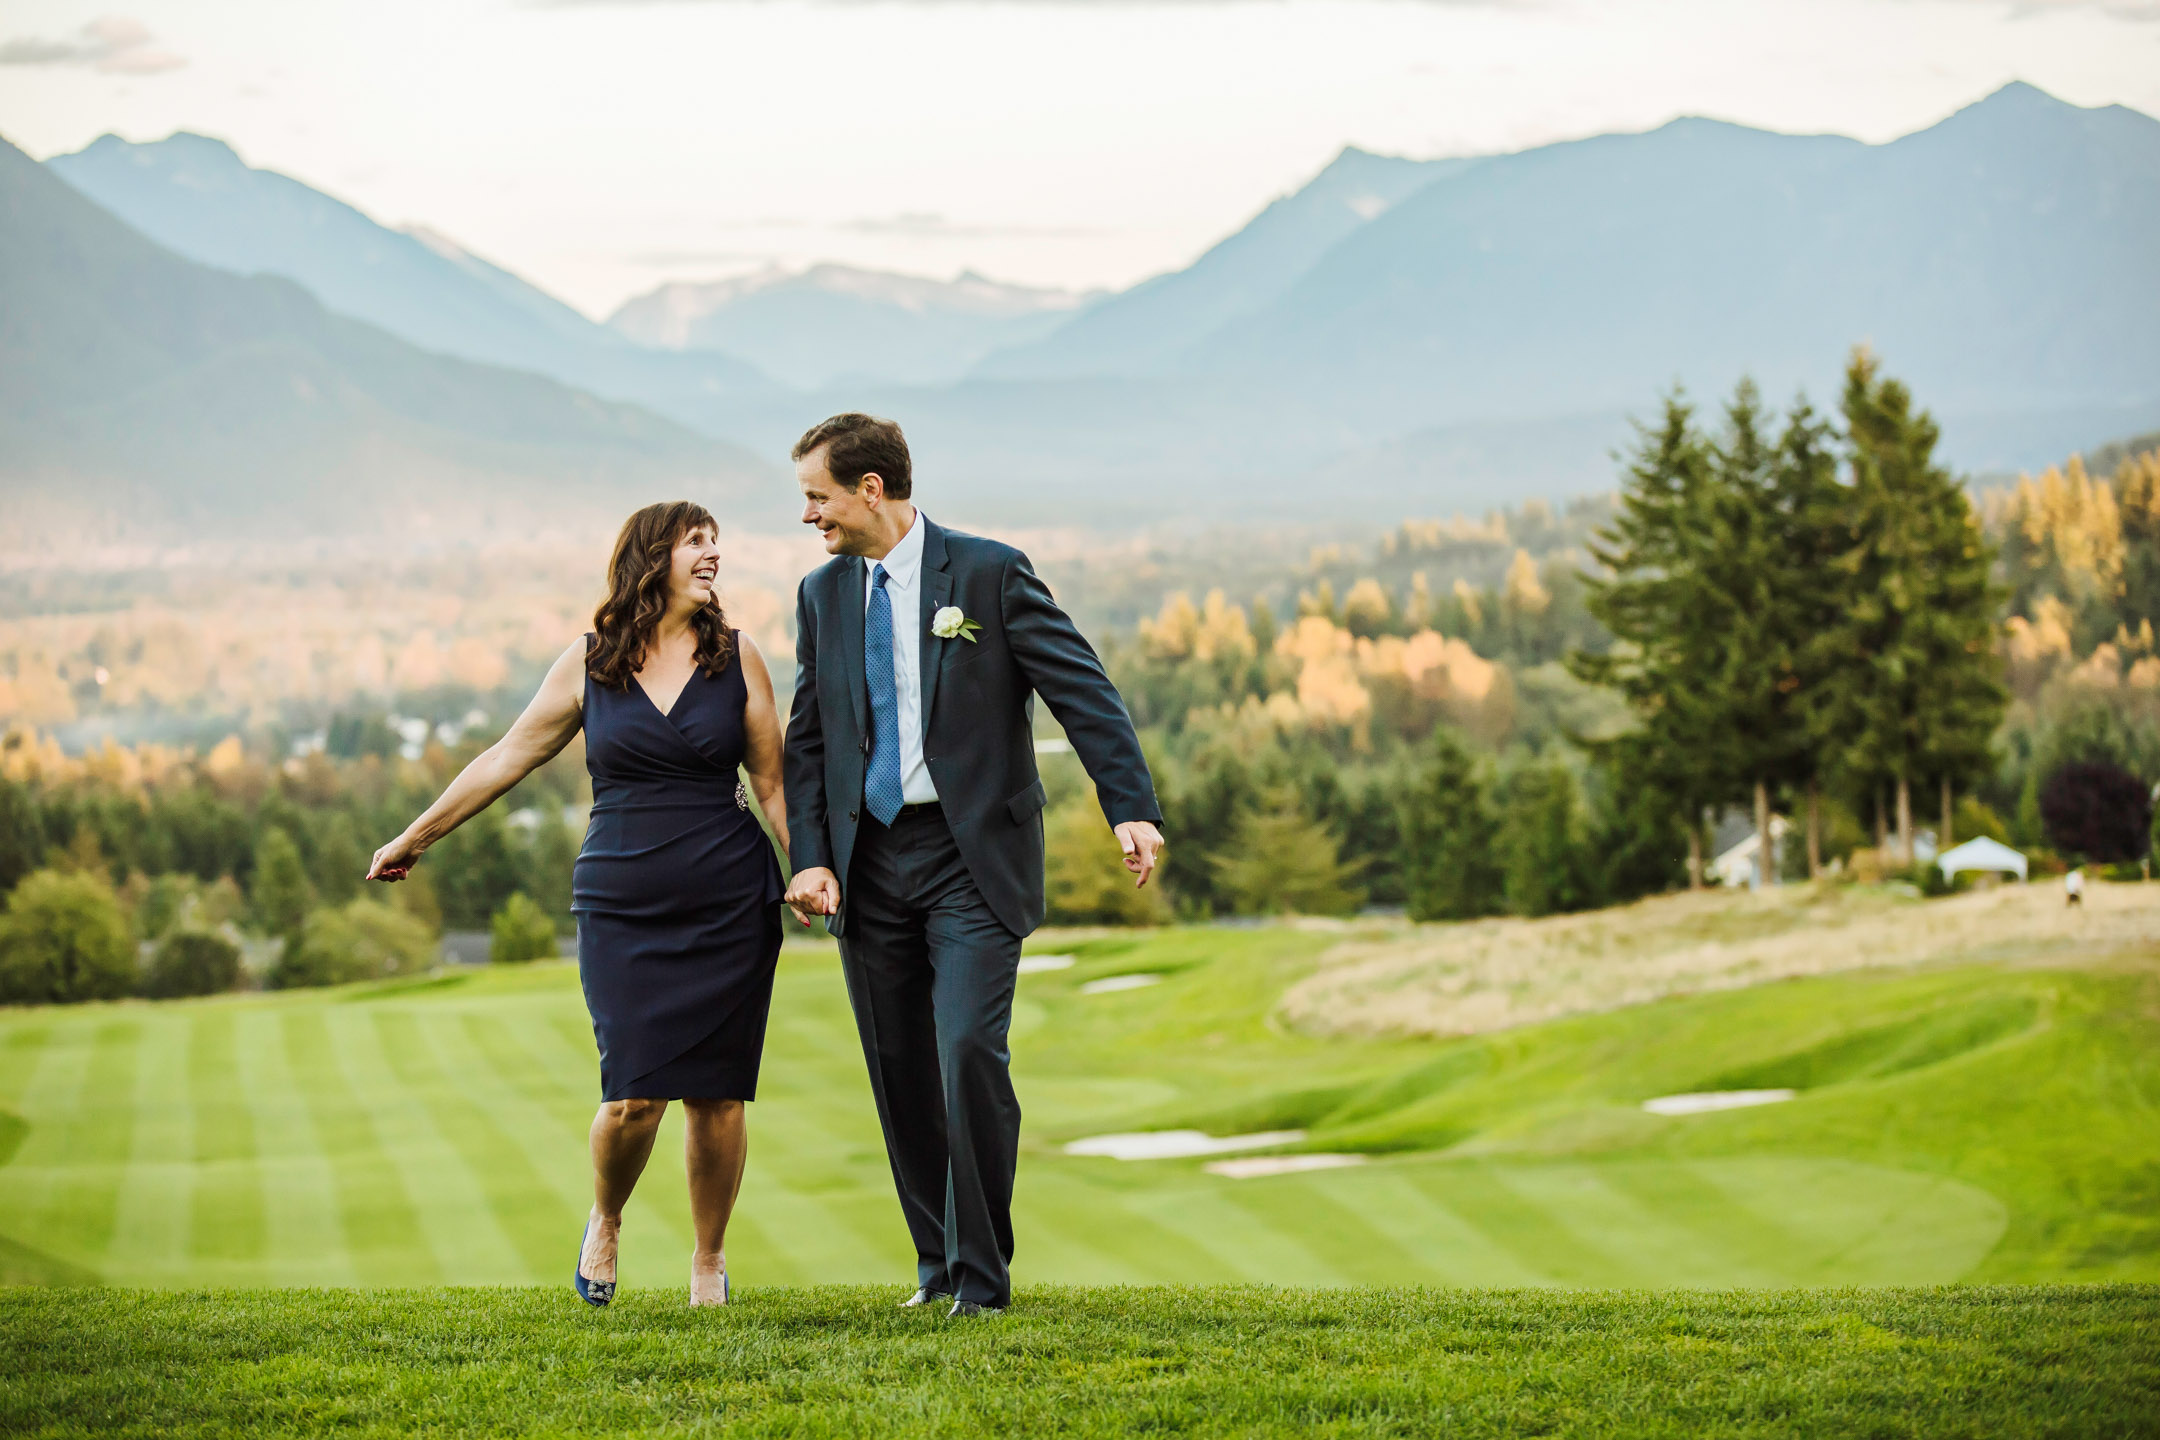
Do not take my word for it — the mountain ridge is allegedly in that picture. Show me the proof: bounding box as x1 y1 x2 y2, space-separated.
43 132 785 430
609 263 1094 388
0 134 775 541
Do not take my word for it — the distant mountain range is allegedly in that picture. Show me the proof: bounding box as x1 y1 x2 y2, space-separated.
609 265 1093 389
695 82 2160 521
20 81 2160 531
978 146 1465 383
0 136 771 541
44 133 780 430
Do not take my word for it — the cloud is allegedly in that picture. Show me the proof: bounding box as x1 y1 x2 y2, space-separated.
0 16 186 74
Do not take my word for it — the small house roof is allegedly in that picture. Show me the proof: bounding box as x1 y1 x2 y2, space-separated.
1936 836 2028 879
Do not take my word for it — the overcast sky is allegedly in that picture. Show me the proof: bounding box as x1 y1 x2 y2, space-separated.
4 0 2157 318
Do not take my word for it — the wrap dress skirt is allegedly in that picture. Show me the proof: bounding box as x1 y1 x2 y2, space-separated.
571 635 784 1101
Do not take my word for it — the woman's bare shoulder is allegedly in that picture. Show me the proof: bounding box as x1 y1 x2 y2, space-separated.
736 630 773 683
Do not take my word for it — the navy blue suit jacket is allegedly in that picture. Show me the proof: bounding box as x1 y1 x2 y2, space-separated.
784 517 1160 936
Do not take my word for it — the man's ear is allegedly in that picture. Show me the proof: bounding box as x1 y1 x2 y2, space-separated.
858 472 886 508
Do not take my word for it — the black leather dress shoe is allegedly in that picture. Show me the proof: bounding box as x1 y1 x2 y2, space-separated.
946 1300 1005 1318
901 1287 954 1308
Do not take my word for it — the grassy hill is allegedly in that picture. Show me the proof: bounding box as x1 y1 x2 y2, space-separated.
0 883 2151 1293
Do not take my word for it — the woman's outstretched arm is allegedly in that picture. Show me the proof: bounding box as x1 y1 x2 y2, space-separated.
367 639 588 881
737 633 793 864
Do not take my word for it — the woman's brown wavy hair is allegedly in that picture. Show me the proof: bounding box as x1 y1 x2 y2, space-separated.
587 501 735 690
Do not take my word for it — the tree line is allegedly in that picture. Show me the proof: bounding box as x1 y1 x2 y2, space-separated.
1571 349 2004 888
4 351 2155 1003
0 736 579 1005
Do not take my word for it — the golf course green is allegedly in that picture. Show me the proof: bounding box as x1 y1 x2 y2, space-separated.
0 887 2151 1293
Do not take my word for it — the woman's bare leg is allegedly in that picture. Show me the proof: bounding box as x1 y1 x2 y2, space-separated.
682 1097 747 1304
584 1098 669 1283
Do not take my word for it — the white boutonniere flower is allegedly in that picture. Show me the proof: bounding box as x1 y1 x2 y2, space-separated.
932 606 983 643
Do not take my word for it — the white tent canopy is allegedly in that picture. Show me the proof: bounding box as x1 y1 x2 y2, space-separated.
1936 836 2028 881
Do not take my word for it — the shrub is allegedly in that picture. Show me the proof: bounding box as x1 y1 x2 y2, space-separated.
0 869 135 1005
1209 803 1365 917
1044 794 1173 926
1953 797 2012 847
270 899 435 989
142 929 242 999
490 893 561 964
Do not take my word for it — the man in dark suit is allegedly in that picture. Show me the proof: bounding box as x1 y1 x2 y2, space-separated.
781 413 1163 1317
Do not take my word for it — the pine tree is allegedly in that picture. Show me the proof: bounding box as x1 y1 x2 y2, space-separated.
1497 764 1588 918
1705 384 1848 880
1810 350 2006 865
1572 392 1729 887
249 826 314 944
1401 728 1501 921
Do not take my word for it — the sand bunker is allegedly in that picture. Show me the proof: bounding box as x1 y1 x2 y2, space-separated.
1065 1129 1304 1160
1080 973 1162 994
1641 1089 1797 1115
1204 1155 1368 1179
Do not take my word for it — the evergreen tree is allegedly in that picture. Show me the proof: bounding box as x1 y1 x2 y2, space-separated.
0 779 46 896
1401 728 1501 921
309 811 368 905
1585 732 1690 901
1572 392 1728 886
1810 350 2006 864
249 826 313 944
1705 384 1849 879
426 806 522 929
1497 764 1589 918
523 812 579 931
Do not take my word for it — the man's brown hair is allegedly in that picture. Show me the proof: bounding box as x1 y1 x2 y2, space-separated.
792 413 912 500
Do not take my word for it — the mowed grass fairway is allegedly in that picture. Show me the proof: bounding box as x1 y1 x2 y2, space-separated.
5 1286 2155 1439
0 886 2155 1292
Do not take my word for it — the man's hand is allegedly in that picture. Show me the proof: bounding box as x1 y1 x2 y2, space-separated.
785 866 841 924
1114 821 1165 889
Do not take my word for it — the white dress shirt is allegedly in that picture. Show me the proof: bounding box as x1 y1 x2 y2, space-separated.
864 511 940 804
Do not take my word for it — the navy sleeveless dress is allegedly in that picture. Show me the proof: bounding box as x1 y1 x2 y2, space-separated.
573 634 784 1101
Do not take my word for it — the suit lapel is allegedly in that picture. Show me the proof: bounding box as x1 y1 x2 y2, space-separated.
837 557 868 735
919 519 953 735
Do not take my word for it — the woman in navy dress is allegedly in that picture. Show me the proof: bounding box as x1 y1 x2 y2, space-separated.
368 501 790 1307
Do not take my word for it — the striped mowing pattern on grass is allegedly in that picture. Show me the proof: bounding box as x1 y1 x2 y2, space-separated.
0 931 2040 1293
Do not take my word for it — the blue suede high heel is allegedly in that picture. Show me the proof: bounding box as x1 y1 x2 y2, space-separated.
575 1220 616 1307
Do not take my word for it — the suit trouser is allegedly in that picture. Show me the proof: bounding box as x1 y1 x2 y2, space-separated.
837 804 1024 1307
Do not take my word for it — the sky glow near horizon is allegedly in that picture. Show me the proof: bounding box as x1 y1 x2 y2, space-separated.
2 0 2158 319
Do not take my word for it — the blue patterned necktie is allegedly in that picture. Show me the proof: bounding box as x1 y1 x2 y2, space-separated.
863 562 905 826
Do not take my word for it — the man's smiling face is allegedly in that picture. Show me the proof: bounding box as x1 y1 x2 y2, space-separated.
796 444 881 556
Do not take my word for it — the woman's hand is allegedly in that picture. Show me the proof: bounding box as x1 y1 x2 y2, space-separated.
369 639 588 884
367 833 424 882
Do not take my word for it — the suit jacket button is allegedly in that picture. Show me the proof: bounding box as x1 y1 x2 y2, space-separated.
849 809 859 821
